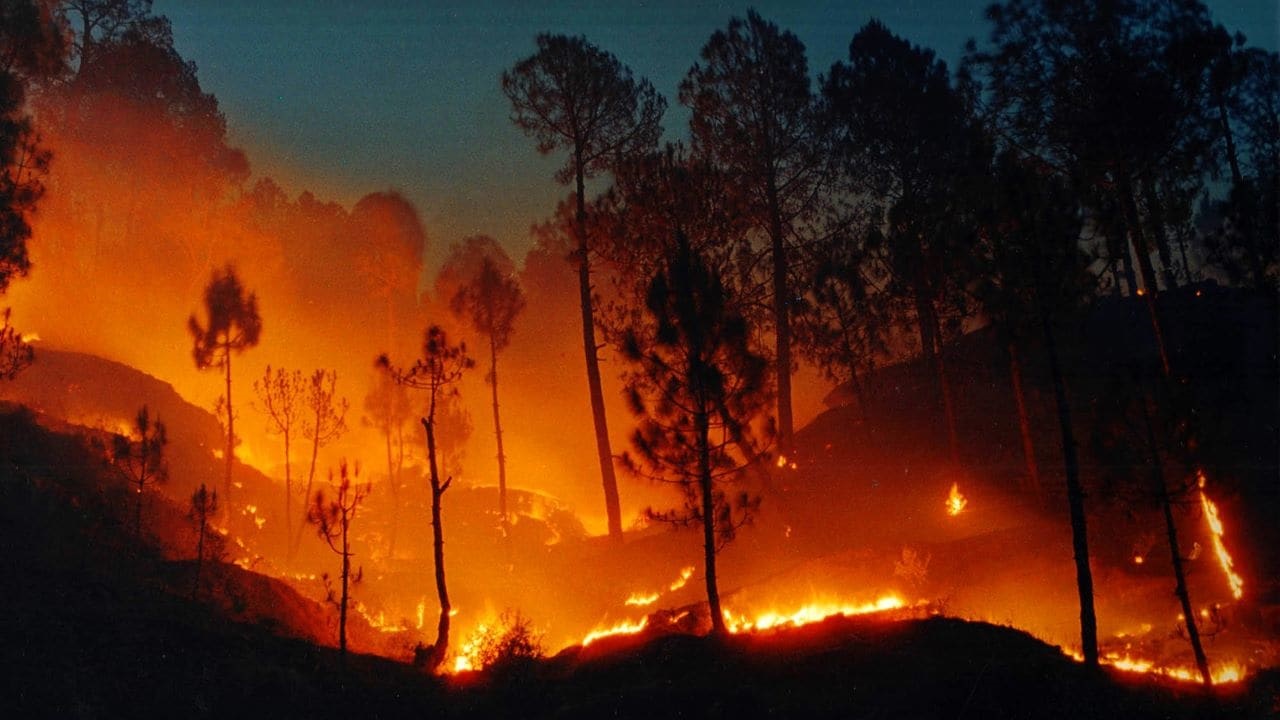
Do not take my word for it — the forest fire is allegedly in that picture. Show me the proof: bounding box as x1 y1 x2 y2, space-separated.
1198 472 1245 600
1064 648 1247 685
1 0 1276 716
581 617 649 646
723 595 911 633
945 482 967 516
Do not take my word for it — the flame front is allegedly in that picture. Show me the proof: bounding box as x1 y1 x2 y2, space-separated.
1197 472 1244 600
581 617 649 646
946 482 967 516
723 595 907 634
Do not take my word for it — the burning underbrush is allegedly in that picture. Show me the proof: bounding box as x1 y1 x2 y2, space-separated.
1 343 1275 696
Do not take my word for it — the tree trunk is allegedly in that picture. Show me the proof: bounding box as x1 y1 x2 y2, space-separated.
1118 179 1172 376
933 312 961 466
422 417 451 673
574 157 623 541
1140 178 1179 289
765 177 794 453
489 333 509 534
293 412 323 557
1218 100 1243 187
135 479 144 540
1041 307 1099 667
1008 342 1041 496
339 528 350 662
384 405 397 559
193 513 205 599
283 429 292 557
696 409 725 636
223 342 234 503
1139 390 1211 686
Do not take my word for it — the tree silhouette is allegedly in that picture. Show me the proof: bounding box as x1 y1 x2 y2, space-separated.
306 460 370 663
0 308 34 380
824 19 987 464
378 326 473 673
793 229 891 427
977 152 1101 667
1202 47 1279 291
188 265 261 503
441 238 525 532
253 365 304 553
620 236 771 636
0 0 64 293
503 33 665 541
111 405 167 540
294 369 348 556
681 10 828 454
188 482 217 598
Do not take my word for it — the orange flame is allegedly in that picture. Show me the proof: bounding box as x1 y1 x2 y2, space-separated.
581 617 649 646
625 591 659 607
1198 472 1244 600
946 482 967 516
669 566 695 592
1064 648 1246 685
723 595 907 634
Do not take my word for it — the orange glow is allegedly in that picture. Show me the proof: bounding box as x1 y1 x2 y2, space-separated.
625 591 659 607
581 617 648 646
1132 555 1144 565
723 594 907 634
946 482 967 516
669 566 695 592
1062 648 1247 685
1198 471 1244 600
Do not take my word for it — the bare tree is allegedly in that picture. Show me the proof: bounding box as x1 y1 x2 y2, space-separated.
112 405 168 540
503 33 665 541
378 325 473 673
189 482 217 598
307 460 371 663
294 369 349 556
253 365 304 551
188 265 261 502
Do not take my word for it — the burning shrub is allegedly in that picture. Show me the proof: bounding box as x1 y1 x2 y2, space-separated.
471 610 545 675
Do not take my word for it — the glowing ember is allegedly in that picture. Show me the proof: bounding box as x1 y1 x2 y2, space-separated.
723 595 906 634
1197 471 1244 600
945 482 967 516
581 617 648 646
669 566 695 592
625 591 659 607
416 599 425 630
1132 555 1144 565
775 454 787 468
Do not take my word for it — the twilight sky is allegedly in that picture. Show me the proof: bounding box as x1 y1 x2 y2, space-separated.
153 0 1278 269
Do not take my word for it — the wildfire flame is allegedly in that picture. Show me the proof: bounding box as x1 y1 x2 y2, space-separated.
1197 472 1244 600
1064 648 1246 685
581 617 648 646
723 595 907 634
669 566 694 592
625 591 659 607
453 622 491 672
946 482 967 516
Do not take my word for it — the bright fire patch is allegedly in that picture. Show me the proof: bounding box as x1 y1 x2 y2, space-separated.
1198 471 1244 600
946 482 967 516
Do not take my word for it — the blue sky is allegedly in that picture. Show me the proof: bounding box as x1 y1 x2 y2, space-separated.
153 0 1279 268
